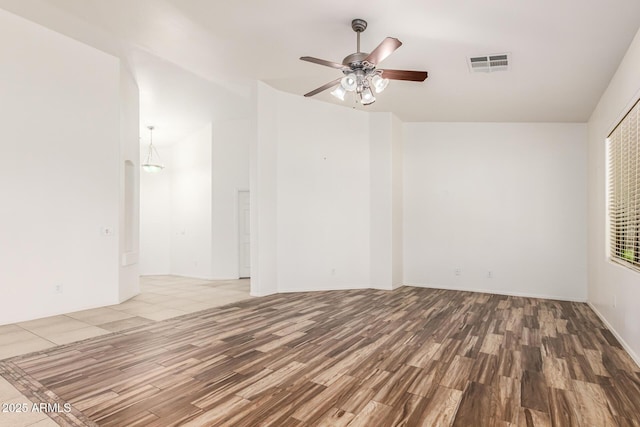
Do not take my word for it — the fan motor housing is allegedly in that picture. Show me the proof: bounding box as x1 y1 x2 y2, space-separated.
342 52 369 68
342 52 369 66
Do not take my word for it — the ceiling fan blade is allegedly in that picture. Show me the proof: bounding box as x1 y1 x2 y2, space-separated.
300 56 348 70
303 78 342 97
364 37 402 65
379 69 428 81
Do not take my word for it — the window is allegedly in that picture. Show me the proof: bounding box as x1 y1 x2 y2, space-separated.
608 98 640 271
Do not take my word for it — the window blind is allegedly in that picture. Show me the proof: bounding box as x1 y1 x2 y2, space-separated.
608 98 640 271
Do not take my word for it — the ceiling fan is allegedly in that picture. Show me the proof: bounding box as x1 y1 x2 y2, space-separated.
300 19 428 105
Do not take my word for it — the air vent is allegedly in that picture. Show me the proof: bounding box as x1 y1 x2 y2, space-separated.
468 53 510 73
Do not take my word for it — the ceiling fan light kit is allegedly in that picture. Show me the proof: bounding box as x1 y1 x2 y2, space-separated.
300 19 428 106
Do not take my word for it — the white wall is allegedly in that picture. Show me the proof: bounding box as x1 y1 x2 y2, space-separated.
252 84 410 295
404 122 587 301
587 27 640 364
139 145 172 275
170 124 213 278
0 9 128 324
211 119 250 279
275 90 371 292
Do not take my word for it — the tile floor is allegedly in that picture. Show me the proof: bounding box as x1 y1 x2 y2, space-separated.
0 275 251 427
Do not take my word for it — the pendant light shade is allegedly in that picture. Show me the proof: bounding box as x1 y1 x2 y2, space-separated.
330 85 347 100
142 163 164 173
142 126 164 173
360 86 376 105
341 73 358 91
371 74 389 93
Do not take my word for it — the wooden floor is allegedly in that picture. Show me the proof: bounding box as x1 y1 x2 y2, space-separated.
1 287 639 426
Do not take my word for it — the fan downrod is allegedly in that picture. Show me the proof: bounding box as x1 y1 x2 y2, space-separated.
350 19 368 56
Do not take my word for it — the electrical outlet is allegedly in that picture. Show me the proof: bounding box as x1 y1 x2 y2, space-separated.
454 268 461 276
331 268 336 276
613 295 617 308
487 271 493 279
54 284 63 294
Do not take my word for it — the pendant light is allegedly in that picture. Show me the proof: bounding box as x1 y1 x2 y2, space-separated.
142 126 164 173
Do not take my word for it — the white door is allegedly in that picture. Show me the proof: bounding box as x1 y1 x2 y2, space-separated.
238 190 251 278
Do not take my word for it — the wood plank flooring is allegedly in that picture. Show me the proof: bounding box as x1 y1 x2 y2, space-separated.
1 286 639 426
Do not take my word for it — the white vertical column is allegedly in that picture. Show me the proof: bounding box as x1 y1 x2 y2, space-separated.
369 113 404 290
250 82 279 296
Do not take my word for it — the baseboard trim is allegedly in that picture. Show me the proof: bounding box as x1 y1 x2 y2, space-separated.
277 284 372 293
255 282 584 302
587 302 640 369
405 283 587 303
250 291 276 297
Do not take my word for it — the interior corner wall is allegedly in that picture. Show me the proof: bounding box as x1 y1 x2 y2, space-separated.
0 9 122 324
251 82 279 296
118 64 140 302
139 117 250 280
370 112 396 290
587 26 640 364
368 113 403 291
403 122 588 301
391 114 404 288
211 119 250 279
170 124 213 279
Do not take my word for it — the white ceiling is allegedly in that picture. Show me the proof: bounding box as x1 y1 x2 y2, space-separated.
161 0 640 122
5 0 640 134
132 50 249 146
